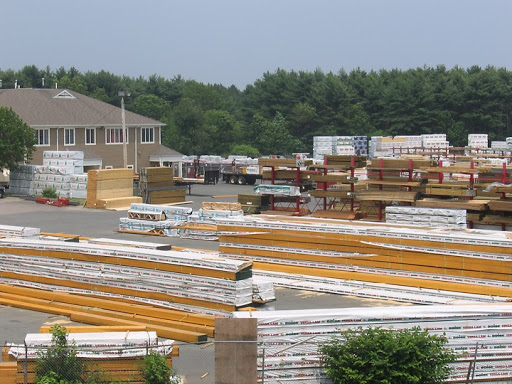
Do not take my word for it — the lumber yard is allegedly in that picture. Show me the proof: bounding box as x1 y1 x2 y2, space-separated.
2 140 512 383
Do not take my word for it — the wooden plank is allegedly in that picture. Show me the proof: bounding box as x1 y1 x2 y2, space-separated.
0 284 216 326
415 199 488 211
312 210 363 220
488 200 512 212
0 271 236 312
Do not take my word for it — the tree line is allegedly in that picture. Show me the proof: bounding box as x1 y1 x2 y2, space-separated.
1 64 511 156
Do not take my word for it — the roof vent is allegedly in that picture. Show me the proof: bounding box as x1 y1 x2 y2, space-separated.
54 90 76 99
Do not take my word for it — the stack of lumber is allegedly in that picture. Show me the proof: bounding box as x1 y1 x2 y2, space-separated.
254 184 301 196
0 362 16 384
261 169 321 180
139 167 186 204
385 206 467 228
238 194 270 214
0 225 40 238
425 181 473 197
119 203 193 236
324 154 367 168
234 304 512 383
0 236 254 317
0 284 214 343
4 331 177 384
258 157 312 168
182 203 244 240
216 215 512 303
85 169 141 209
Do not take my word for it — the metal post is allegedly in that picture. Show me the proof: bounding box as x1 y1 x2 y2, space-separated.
24 341 28 384
261 344 265 384
121 95 127 168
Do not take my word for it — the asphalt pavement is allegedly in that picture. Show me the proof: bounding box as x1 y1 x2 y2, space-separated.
0 182 407 346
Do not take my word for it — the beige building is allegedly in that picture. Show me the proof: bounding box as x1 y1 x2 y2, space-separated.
0 88 182 172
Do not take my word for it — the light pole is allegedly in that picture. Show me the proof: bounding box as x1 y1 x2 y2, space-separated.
118 91 130 168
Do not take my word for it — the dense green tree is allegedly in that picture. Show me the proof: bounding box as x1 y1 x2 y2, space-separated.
320 326 456 384
202 109 241 155
2 64 512 154
0 107 36 170
130 94 170 120
230 144 260 158
254 112 302 155
164 98 204 155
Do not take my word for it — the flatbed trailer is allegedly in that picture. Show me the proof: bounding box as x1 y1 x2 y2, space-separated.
221 171 261 185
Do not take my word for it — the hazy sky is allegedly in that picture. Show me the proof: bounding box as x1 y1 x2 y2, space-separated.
2 0 511 89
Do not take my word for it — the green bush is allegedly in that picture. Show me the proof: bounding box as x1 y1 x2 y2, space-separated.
42 186 58 199
35 326 110 384
319 326 456 384
140 350 180 384
35 326 84 384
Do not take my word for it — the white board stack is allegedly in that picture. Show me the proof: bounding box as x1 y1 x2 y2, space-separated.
234 304 512 383
385 206 467 228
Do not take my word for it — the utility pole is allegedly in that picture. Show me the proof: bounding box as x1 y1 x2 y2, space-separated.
118 91 130 168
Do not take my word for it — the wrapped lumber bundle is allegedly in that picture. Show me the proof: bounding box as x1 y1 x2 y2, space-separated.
5 331 176 383
0 225 40 238
86 168 141 209
385 206 467 228
235 304 512 383
254 184 301 196
217 215 512 301
0 237 254 316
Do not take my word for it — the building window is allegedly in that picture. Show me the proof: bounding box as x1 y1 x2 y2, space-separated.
36 129 50 146
106 128 128 144
85 128 96 145
64 128 75 146
141 127 154 143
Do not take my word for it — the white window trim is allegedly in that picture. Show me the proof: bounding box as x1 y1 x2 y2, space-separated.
35 128 50 147
85 127 96 145
105 127 129 145
141 127 155 144
64 128 75 146
104 165 113 169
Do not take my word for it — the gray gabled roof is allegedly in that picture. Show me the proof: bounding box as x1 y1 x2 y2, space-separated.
0 88 165 127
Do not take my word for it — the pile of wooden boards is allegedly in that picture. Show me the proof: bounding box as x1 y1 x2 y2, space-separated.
139 167 186 204
238 194 270 214
0 235 255 340
217 215 512 302
3 331 178 384
324 154 367 168
85 169 141 209
235 304 512 383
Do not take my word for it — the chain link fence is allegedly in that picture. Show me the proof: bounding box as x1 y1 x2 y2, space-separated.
4 339 512 383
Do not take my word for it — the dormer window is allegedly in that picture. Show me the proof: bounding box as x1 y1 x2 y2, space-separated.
53 90 76 99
